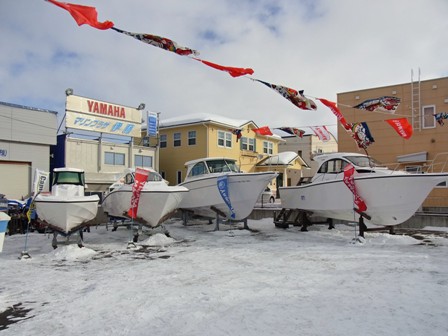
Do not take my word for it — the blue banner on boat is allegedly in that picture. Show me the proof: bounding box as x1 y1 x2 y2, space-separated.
217 175 235 219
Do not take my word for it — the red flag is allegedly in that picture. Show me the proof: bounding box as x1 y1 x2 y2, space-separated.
318 98 351 130
343 164 367 212
127 168 149 219
252 126 273 136
385 118 413 140
47 0 114 30
310 126 332 141
193 58 254 77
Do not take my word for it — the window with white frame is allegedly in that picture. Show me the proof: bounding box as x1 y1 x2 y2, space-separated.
188 131 196 146
263 141 273 155
160 134 167 148
105 152 125 165
173 132 181 147
134 155 153 168
241 137 255 151
422 105 436 129
218 131 232 148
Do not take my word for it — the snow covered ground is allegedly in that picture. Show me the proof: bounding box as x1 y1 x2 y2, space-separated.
1 218 447 336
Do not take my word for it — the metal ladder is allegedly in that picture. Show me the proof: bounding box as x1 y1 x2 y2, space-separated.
411 68 421 131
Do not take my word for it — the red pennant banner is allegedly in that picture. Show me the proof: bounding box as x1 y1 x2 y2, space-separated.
252 126 273 136
127 168 149 219
193 58 254 77
385 118 413 139
343 164 367 212
310 125 332 141
47 0 114 30
318 98 351 130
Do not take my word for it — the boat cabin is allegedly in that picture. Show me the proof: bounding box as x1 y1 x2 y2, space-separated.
185 158 240 179
52 168 87 197
108 168 166 192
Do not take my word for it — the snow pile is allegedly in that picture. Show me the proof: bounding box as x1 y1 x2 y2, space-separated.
140 233 176 247
48 245 97 261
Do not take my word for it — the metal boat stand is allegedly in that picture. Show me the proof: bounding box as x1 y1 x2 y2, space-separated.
274 209 334 231
213 214 249 231
52 229 84 249
354 209 395 238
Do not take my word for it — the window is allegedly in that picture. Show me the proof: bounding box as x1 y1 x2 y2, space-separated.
189 161 207 177
188 131 196 146
422 105 436 129
174 133 181 147
160 134 167 148
263 141 273 155
177 170 182 184
134 155 153 168
405 165 422 174
105 152 125 165
160 171 166 179
241 137 255 151
218 131 232 148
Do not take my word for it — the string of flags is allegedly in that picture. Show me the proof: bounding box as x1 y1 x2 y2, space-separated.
45 0 444 149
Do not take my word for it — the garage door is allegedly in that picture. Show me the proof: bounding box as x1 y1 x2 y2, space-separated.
0 162 30 199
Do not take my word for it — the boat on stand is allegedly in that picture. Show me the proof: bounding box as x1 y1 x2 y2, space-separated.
178 157 278 227
101 168 189 230
278 152 448 235
34 168 99 247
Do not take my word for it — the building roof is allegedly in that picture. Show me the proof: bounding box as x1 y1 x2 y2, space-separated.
160 112 253 129
257 151 310 168
0 101 58 115
159 112 283 140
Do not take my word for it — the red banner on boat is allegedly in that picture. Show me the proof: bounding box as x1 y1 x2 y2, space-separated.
343 164 367 212
47 0 114 30
127 168 149 219
385 118 413 139
193 58 254 77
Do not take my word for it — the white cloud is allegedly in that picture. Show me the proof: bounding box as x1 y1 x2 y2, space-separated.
0 0 447 135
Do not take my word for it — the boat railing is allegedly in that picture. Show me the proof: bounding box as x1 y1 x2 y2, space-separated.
422 152 448 173
385 152 448 174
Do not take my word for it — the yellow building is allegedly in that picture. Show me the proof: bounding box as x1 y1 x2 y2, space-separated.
337 76 448 209
157 113 308 193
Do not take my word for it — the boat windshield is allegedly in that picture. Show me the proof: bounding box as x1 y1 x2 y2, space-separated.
345 156 383 168
53 171 84 186
147 171 164 182
124 171 164 184
206 159 239 173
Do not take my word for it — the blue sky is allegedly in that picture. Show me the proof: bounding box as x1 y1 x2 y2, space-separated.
1 0 447 136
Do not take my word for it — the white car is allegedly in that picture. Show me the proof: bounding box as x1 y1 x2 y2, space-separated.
257 187 276 203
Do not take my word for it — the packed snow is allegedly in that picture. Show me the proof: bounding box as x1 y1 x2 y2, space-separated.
1 218 447 335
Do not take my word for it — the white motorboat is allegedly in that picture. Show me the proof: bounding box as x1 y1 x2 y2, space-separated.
178 157 278 220
279 152 448 226
101 168 189 227
34 168 99 234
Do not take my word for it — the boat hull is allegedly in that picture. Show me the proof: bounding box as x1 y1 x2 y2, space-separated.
34 195 99 234
101 184 188 227
280 173 448 226
179 172 277 220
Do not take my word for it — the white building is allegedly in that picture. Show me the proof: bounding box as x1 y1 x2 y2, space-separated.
277 131 338 183
0 102 58 199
